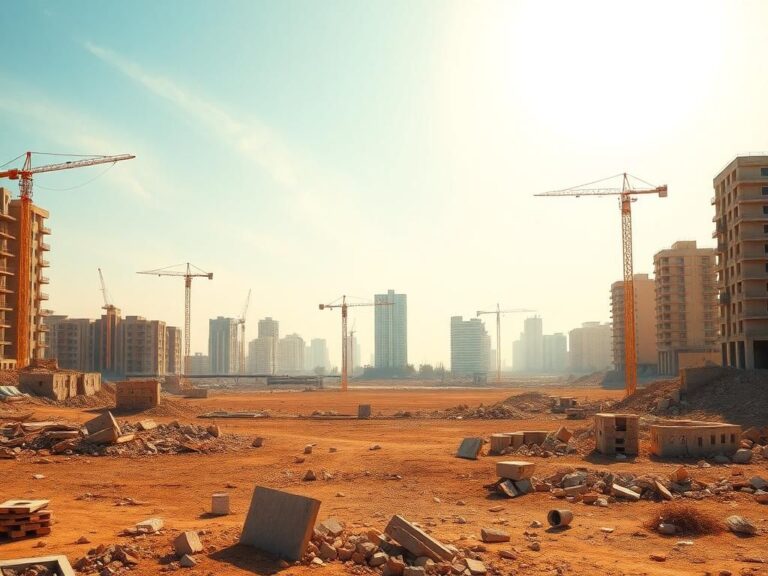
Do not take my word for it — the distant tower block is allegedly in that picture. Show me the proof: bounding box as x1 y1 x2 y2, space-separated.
594 413 639 456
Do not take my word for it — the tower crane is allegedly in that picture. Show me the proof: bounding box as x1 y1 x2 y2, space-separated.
137 263 213 374
319 295 390 391
535 173 667 397
476 305 536 382
237 289 251 374
0 151 135 367
98 268 119 373
348 319 357 378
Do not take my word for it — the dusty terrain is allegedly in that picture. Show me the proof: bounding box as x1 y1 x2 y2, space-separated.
1 386 767 575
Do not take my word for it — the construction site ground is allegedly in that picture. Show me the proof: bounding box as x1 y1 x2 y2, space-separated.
2 385 767 575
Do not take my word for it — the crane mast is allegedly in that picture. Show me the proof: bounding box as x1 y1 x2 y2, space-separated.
476 305 536 382
0 151 135 368
535 173 667 397
238 289 251 374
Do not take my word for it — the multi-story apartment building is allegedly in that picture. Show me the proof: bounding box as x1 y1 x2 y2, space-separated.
0 189 16 369
542 333 567 372
4 194 50 368
248 337 275 374
277 333 305 373
713 155 768 368
186 352 210 375
374 290 407 371
92 307 121 375
166 326 182 374
654 241 719 374
611 273 657 373
256 317 279 374
118 316 167 376
568 322 612 373
307 338 330 373
45 315 93 370
208 316 238 375
450 316 490 375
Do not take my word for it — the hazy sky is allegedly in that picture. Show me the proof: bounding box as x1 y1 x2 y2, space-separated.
1 1 767 368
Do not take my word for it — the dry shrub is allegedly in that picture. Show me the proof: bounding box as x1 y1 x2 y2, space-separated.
645 502 722 535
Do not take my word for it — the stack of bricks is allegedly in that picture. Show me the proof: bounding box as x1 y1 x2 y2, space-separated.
594 413 639 455
0 500 51 540
115 380 161 410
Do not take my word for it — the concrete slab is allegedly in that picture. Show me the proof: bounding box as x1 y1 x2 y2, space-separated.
0 555 75 576
240 486 321 561
495 461 535 481
384 515 454 562
84 411 120 436
456 437 483 460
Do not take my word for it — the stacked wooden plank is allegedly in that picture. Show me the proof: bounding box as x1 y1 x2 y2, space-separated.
0 499 51 540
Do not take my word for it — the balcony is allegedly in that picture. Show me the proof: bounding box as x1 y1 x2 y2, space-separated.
719 291 731 304
39 242 50 252
38 275 49 284
40 226 51 235
36 324 49 332
711 196 716 205
40 259 49 267
0 268 13 276
39 308 53 316
36 292 49 301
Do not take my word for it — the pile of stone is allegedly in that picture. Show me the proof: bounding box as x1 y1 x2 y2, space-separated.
73 543 143 574
1 565 56 576
1 413 248 458
303 515 492 576
489 427 580 458
485 461 537 498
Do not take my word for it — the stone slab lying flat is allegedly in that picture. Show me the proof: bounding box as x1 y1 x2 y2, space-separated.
456 438 483 460
240 486 321 561
0 500 49 514
611 484 640 501
495 461 535 481
385 515 454 562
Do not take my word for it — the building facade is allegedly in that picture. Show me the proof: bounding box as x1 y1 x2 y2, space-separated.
654 241 719 374
166 326 182 375
610 273 657 373
118 316 167 376
713 155 768 368
45 315 93 371
450 316 490 375
248 337 275 373
186 352 210 375
277 333 305 373
568 322 612 373
374 289 407 371
208 316 238 375
542 332 567 372
256 317 279 374
307 338 330 373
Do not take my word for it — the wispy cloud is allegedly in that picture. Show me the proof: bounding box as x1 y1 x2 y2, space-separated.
84 41 300 190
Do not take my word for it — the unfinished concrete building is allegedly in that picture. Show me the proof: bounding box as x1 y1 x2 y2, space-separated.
115 379 160 410
611 273 657 374
650 420 741 457
594 413 639 455
568 322 612 373
654 241 719 375
118 316 167 376
166 326 182 374
19 370 101 401
44 315 94 371
713 155 768 368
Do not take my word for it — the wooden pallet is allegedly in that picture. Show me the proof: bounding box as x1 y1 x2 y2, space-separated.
0 499 49 514
0 510 51 526
0 525 51 539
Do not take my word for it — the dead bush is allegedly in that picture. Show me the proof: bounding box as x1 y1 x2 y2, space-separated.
645 502 722 535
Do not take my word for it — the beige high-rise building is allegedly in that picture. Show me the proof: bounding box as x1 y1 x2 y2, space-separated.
44 315 93 371
118 316 167 376
713 155 768 368
654 241 719 374
277 333 305 373
611 273 657 373
166 326 182 374
248 337 275 373
185 352 210 375
569 322 612 373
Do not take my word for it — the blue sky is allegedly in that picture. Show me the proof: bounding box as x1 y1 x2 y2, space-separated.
2 1 768 367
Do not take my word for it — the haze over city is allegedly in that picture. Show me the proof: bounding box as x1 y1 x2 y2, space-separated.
2 1 767 367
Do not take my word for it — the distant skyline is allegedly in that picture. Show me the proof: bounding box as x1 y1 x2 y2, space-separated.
2 2 767 367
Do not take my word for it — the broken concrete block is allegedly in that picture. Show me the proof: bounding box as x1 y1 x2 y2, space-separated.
84 411 120 436
207 425 221 438
655 480 673 501
179 554 197 567
514 478 534 495
403 567 425 576
137 419 157 431
495 461 535 481
498 480 519 498
0 555 75 576
611 484 640 501
456 438 483 460
136 518 163 534
174 531 203 557
464 558 487 575
211 493 230 515
319 541 337 561
370 552 389 567
522 431 548 445
742 427 762 444
555 427 572 443
85 426 120 445
385 515 454 562
725 515 756 535
732 449 753 464
489 434 511 455
316 517 345 538
252 437 264 448
480 528 510 543
240 486 321 561
670 467 688 483
304 444 313 454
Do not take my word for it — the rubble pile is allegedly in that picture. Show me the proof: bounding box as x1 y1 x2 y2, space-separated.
487 464 768 505
302 515 499 576
1 566 56 576
73 543 144 575
0 413 250 458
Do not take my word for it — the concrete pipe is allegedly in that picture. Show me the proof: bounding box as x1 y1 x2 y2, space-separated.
547 509 573 528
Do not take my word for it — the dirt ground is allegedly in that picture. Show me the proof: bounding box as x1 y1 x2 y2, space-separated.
2 386 767 575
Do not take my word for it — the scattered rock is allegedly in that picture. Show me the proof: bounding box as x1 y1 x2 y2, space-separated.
725 515 756 535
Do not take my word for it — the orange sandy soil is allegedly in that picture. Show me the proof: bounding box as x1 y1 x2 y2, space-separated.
1 387 767 576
